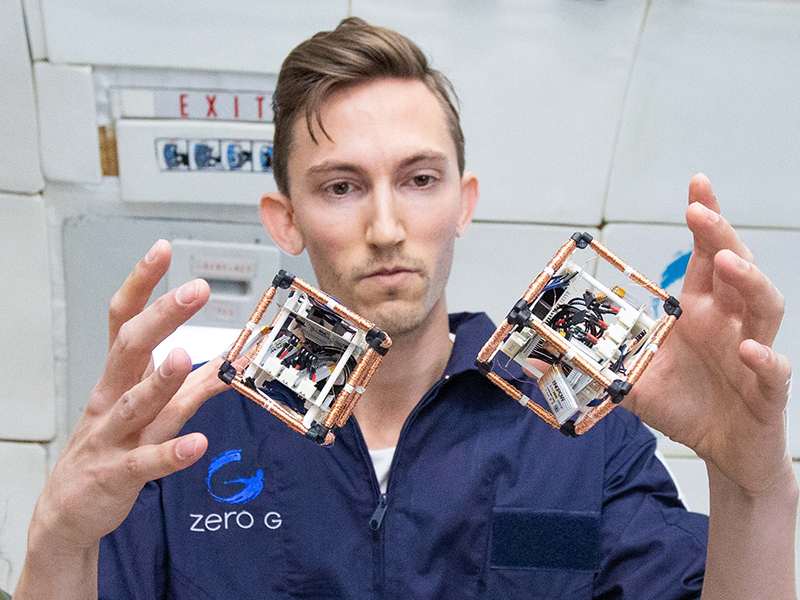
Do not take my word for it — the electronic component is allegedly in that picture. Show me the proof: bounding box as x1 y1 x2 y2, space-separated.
476 232 682 437
218 269 391 445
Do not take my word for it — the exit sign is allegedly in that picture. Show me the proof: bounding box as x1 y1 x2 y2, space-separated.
116 89 274 122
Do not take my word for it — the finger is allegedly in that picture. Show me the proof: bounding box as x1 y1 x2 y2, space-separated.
688 172 721 213
97 279 210 403
683 207 755 296
116 432 208 488
522 358 548 380
142 358 155 381
109 239 172 351
711 250 746 317
687 174 754 262
141 357 228 444
715 250 785 344
739 340 792 413
102 348 193 441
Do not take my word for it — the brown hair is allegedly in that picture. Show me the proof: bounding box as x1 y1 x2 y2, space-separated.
271 17 465 196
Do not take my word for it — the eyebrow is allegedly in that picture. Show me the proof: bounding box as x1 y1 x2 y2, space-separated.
305 161 366 178
397 151 449 170
305 150 450 178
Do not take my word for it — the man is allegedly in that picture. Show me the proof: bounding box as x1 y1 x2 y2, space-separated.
16 17 796 600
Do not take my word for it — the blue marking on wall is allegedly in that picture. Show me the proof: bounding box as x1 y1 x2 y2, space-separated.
661 251 692 290
206 448 264 505
652 250 692 316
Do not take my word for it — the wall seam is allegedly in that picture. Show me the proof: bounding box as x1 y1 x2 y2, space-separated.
599 0 652 224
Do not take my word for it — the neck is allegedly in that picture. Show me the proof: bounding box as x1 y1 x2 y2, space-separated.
353 296 453 449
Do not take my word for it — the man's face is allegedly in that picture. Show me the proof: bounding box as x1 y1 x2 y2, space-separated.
282 78 475 336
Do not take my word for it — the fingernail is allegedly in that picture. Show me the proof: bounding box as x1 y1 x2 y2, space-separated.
736 254 750 271
159 352 174 377
176 436 198 460
176 280 199 305
757 344 769 362
145 239 164 263
702 205 720 223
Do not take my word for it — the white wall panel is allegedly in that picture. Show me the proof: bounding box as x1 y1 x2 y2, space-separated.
34 63 101 183
40 0 348 74
664 456 709 515
606 0 800 228
21 0 48 60
0 442 47 593
0 194 56 441
0 0 44 193
598 224 800 457
354 0 648 225
447 222 599 325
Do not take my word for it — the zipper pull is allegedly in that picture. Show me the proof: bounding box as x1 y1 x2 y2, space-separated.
369 493 388 530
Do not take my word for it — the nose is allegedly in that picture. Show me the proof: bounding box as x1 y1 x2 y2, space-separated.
364 183 406 248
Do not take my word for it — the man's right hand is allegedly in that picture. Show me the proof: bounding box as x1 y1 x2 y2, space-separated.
16 240 227 598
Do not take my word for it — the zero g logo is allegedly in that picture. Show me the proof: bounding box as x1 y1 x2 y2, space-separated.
206 448 264 504
190 448 282 533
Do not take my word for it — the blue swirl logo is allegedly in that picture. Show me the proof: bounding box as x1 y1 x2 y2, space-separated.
206 449 264 505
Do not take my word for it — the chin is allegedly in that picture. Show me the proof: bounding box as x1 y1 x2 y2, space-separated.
371 307 427 337
357 297 432 338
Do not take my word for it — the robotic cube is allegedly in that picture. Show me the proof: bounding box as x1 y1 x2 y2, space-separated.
475 232 682 437
218 270 391 445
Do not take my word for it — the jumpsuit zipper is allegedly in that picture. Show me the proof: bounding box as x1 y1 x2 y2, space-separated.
353 375 450 598
370 493 389 530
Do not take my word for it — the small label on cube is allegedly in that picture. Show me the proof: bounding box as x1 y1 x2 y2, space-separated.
539 365 580 424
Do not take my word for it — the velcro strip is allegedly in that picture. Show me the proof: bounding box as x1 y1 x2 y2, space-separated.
491 509 600 571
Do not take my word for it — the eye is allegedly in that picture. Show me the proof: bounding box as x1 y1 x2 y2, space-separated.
411 174 434 187
326 181 352 196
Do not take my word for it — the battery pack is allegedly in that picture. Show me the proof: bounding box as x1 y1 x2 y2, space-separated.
539 365 580 425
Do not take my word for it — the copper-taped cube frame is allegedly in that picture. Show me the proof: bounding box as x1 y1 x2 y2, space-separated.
218 270 391 446
475 232 682 437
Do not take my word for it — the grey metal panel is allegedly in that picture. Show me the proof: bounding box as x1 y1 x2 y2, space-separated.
63 215 314 431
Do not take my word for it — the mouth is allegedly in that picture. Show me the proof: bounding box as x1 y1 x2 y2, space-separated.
361 265 420 285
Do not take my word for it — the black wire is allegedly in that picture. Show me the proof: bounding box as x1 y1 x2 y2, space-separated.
610 344 627 374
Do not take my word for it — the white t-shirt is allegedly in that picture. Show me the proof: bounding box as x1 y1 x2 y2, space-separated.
368 446 396 494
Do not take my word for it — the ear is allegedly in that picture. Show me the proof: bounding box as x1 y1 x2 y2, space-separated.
259 192 305 255
456 171 479 238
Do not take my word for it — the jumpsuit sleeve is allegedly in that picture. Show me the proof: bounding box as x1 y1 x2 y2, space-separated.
593 411 709 600
98 480 168 600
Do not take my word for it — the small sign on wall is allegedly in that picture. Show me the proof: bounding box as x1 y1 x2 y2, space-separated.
117 89 274 122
